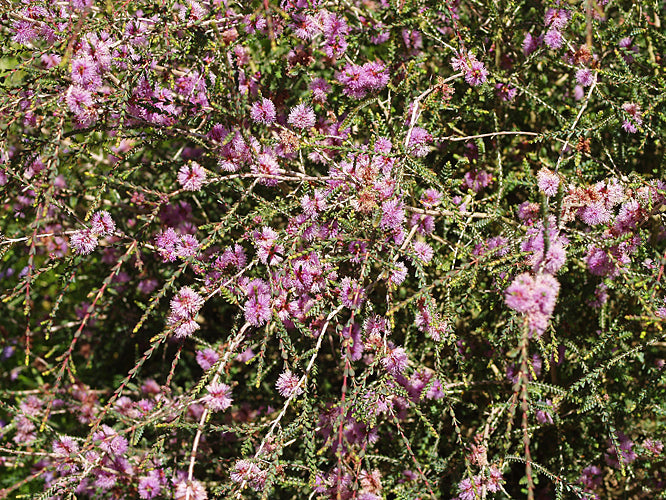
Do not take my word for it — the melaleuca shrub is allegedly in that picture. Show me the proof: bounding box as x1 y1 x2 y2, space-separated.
1 1 665 499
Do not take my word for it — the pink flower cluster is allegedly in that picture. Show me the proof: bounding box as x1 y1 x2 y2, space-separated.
155 228 199 262
275 370 303 398
455 466 504 500
167 286 204 338
177 162 206 191
521 218 568 274
70 210 115 255
504 272 560 337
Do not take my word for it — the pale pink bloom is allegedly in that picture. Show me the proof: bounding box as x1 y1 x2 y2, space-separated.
170 287 204 319
537 168 560 197
174 479 207 500
90 211 115 236
70 229 98 255
204 382 233 411
276 370 303 398
287 103 316 129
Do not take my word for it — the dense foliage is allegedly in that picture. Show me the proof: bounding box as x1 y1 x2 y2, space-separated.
1 0 665 498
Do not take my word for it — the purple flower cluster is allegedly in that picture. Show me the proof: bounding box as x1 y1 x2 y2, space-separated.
177 162 206 191
621 102 643 133
337 61 390 99
451 52 489 86
250 97 277 125
454 466 504 500
243 278 272 326
543 8 571 49
275 370 303 398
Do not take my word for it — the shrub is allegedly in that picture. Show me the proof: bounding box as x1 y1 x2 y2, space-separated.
1 0 665 498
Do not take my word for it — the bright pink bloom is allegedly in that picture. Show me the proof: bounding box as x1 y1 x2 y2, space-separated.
544 29 563 49
412 241 434 263
339 277 365 310
382 346 408 375
407 127 432 157
505 272 560 336
250 98 276 124
380 199 405 230
170 287 204 319
178 162 206 191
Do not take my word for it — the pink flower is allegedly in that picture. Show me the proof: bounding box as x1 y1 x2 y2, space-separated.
276 370 303 398
168 316 200 338
174 479 207 500
155 228 179 262
204 382 233 411
288 103 316 129
138 469 164 499
339 277 365 310
412 241 433 263
389 261 408 285
420 188 442 208
138 471 162 499
175 234 199 258
65 85 95 119
537 168 560 197
452 52 488 86
457 475 483 500
379 199 405 230
301 189 327 219
621 102 642 133
576 68 595 87
463 169 493 192
92 424 128 456
545 8 571 30
244 293 272 326
579 202 611 225
53 435 79 456
464 59 489 86
407 127 432 157
70 229 98 255
310 77 331 102
250 98 276 124
505 272 560 337
90 211 115 236
230 460 266 490
170 287 204 319
178 162 206 191
521 219 568 273
381 346 408 375
71 56 101 89
544 29 563 49
252 152 281 187
523 32 541 56
196 348 219 371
